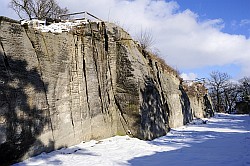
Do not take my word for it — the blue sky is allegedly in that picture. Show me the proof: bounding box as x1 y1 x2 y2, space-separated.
170 0 250 79
0 0 250 80
175 0 250 37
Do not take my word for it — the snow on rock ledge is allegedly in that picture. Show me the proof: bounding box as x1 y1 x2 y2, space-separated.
21 19 101 33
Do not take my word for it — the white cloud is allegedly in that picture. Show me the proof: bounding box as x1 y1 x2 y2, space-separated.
240 19 250 27
180 72 197 80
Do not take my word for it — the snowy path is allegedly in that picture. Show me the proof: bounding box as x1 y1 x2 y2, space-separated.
14 114 250 166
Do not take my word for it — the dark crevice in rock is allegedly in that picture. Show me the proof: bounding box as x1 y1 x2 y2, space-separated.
70 111 75 134
106 55 113 106
155 62 168 125
105 27 113 108
102 24 111 111
78 36 84 138
155 62 162 88
142 49 147 58
179 85 192 124
114 96 126 122
148 58 153 68
204 94 214 117
25 30 55 141
114 95 129 135
80 32 93 134
69 35 80 137
103 23 109 52
0 40 11 77
80 36 91 114
89 23 104 114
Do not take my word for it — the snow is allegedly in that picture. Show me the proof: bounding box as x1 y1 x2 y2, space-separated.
13 113 250 166
21 19 101 33
37 20 89 33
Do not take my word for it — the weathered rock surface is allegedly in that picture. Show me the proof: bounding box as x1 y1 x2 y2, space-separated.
0 16 213 165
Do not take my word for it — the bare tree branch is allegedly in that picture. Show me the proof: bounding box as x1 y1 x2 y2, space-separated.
135 28 155 51
9 0 69 19
208 71 231 112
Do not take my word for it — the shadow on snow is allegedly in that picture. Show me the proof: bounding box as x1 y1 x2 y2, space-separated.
128 114 250 166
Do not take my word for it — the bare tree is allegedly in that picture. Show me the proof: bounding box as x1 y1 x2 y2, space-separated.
223 82 240 113
208 74 250 114
239 77 250 100
9 0 69 20
135 28 155 50
208 71 231 112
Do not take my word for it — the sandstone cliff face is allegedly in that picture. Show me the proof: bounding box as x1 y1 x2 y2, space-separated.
0 16 213 165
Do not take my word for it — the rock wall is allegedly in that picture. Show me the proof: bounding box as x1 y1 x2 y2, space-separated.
0 16 213 165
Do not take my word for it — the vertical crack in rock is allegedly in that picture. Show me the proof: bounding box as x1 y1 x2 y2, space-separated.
103 22 109 52
103 25 113 108
40 33 52 62
203 94 214 117
155 62 168 126
179 85 192 124
0 41 11 77
114 95 130 135
89 23 104 115
100 23 109 114
80 33 92 134
79 34 88 134
78 36 84 138
80 36 90 111
105 25 132 135
69 35 80 137
115 41 142 137
25 29 55 140
106 48 113 107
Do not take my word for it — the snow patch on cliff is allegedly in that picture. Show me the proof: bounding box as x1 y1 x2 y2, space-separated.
21 19 100 33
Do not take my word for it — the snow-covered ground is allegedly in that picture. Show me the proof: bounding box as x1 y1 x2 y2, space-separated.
14 113 250 166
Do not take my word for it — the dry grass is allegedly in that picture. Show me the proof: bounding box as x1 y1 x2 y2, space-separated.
183 82 208 97
146 50 181 79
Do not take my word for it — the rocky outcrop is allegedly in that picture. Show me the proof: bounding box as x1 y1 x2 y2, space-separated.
0 16 213 165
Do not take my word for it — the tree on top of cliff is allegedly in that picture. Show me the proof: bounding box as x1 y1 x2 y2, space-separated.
135 28 155 51
9 0 69 20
